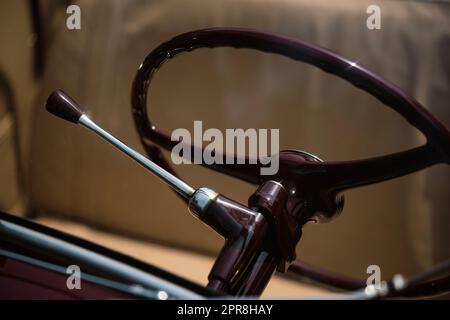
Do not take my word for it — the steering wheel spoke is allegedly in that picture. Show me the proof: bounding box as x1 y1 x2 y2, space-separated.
313 144 439 192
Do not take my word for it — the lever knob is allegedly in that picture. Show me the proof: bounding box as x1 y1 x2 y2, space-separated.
46 90 84 123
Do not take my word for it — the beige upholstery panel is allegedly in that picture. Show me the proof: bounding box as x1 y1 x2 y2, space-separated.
0 0 35 215
30 0 450 280
0 116 21 211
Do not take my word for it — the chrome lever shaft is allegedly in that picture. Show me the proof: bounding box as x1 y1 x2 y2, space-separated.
78 115 195 199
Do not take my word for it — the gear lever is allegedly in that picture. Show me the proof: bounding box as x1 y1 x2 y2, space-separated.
46 89 274 295
46 90 197 200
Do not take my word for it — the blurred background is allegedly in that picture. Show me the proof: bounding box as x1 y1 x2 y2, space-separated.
0 0 449 296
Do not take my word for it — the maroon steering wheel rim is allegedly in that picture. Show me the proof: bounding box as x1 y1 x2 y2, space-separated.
131 27 449 220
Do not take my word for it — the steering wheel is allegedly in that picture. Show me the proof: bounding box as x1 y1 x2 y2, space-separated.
131 28 450 296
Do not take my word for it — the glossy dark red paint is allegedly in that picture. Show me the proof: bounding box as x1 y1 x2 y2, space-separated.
199 195 269 294
0 255 135 299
